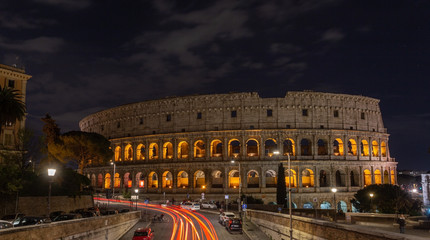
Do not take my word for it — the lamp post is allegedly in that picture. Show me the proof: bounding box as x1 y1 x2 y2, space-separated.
134 189 139 210
332 188 337 222
47 168 56 217
231 160 241 220
111 162 116 199
369 193 374 213
278 151 293 240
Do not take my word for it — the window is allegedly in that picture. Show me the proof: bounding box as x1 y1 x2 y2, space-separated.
361 112 365 120
302 109 308 116
166 114 171 121
139 118 143 125
320 125 324 129
350 126 354 130
231 110 237 118
250 125 254 129
8 80 15 88
101 125 104 131
152 131 156 134
117 122 120 128
334 110 339 118
181 128 185 132
267 109 273 117
197 112 202 119
286 125 291 129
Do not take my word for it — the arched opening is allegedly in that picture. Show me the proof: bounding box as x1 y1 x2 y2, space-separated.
178 141 189 159
137 144 145 160
91 174 96 187
194 170 205 188
303 202 314 209
285 169 297 187
114 173 120 188
97 174 103 188
264 139 277 157
350 170 359 187
381 141 387 157
229 170 239 188
124 172 132 188
265 170 277 188
124 144 133 161
211 170 223 188
364 169 372 186
104 173 111 189
194 140 206 158
317 139 328 155
163 142 173 159
333 138 344 156
162 171 173 188
177 171 189 188
320 201 331 209
301 169 314 187
149 143 159 159
335 170 346 187
148 172 158 188
383 170 389 184
283 138 295 156
338 201 347 213
114 146 121 161
374 169 382 184
361 140 369 156
228 139 241 157
136 172 144 188
319 170 329 187
348 139 357 156
300 139 312 156
247 170 259 188
372 141 379 157
210 139 223 157
246 139 259 156
390 170 395 184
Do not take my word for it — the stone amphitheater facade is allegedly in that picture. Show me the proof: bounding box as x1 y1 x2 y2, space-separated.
80 91 397 211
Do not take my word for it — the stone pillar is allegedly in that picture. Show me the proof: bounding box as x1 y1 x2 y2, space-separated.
145 140 149 161
297 167 302 193
224 167 229 193
205 137 211 160
223 137 229 161
260 135 265 159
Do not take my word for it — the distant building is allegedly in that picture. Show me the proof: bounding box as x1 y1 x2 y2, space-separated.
0 64 32 156
398 170 427 177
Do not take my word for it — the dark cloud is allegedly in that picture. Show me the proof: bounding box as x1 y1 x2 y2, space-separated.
33 0 91 10
0 36 64 53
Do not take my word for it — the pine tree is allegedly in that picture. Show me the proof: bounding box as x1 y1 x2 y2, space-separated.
276 163 287 206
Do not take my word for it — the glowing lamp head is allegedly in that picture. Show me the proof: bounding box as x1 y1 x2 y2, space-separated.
369 193 374 198
412 189 417 193
273 151 280 155
48 168 56 177
202 185 206 189
135 189 138 193
331 188 337 193
231 160 235 164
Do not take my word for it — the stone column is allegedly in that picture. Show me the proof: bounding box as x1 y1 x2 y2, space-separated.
260 135 265 159
223 137 229 161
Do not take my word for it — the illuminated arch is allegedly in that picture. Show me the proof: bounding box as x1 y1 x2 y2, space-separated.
124 172 132 188
194 170 205 188
149 143 159 159
300 139 312 156
148 172 158 188
136 172 144 188
283 138 295 156
114 173 120 188
348 139 357 156
317 139 328 155
124 144 133 161
104 173 111 189
211 170 223 188
381 141 387 157
303 202 314 209
163 142 173 159
383 170 389 184
372 141 379 157
285 169 297 187
178 141 189 159
210 139 223 157
374 169 382 184
177 171 189 188
264 138 277 157
301 169 314 187
390 170 395 184
194 140 206 158
97 173 103 188
114 146 121 161
361 140 369 156
333 138 344 156
228 170 239 188
162 171 173 188
247 170 259 188
363 169 372 186
91 174 96 187
136 144 145 160
265 170 277 187
228 139 241 157
246 138 259 156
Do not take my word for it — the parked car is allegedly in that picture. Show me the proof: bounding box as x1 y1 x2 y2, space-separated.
219 212 235 226
201 202 217 209
49 211 66 220
1 213 25 223
0 220 13 229
132 227 154 240
225 218 243 234
13 216 49 227
180 202 200 211
52 213 82 222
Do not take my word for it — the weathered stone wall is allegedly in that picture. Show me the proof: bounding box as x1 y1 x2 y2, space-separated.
0 211 140 240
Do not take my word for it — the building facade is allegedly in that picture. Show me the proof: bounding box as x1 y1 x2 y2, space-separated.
80 91 397 211
0 64 31 154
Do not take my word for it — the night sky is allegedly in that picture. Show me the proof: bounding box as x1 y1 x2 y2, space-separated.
1 0 429 170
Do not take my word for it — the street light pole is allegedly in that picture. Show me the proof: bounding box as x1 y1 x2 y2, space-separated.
369 193 374 213
277 151 293 240
47 168 56 217
135 189 138 210
332 188 337 222
111 162 116 199
231 160 241 220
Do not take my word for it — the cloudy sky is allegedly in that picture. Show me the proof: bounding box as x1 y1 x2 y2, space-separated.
1 0 429 170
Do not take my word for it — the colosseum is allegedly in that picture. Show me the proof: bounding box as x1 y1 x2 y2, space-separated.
80 91 397 212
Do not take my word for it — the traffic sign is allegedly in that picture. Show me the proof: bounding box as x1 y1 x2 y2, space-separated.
144 199 149 204
242 204 247 209
201 193 205 200
225 195 229 199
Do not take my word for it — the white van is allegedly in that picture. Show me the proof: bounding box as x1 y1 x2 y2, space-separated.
180 202 200 211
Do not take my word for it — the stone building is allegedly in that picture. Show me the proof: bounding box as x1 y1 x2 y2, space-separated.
80 91 397 211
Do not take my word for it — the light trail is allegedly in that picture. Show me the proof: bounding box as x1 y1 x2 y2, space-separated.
94 197 218 240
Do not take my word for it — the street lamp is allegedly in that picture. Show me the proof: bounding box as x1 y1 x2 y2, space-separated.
369 193 374 213
331 188 337 222
47 168 56 217
134 189 139 210
110 162 116 199
231 160 241 219
279 152 293 240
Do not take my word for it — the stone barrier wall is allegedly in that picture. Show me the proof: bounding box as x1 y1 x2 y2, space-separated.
0 211 140 240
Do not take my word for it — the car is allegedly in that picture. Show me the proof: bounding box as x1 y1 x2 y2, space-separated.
180 202 200 211
49 211 66 220
201 202 217 209
219 212 235 226
132 227 154 240
225 218 243 234
1 213 25 223
52 213 82 222
12 216 49 227
0 220 13 229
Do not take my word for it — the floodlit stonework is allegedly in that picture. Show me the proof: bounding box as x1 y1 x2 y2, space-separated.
80 91 397 211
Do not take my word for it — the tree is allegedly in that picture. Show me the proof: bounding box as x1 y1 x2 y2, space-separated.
49 131 113 173
352 184 422 215
276 163 287 206
0 85 26 128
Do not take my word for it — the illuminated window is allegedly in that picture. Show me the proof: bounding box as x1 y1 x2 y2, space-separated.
247 139 259 156
364 169 372 186
374 169 382 184
333 138 344 156
283 138 295 156
301 169 314 187
210 139 223 157
381 141 387 157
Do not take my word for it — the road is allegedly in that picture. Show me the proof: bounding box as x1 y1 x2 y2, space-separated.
95 198 249 240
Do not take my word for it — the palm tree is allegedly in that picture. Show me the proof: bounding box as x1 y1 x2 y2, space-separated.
0 85 26 129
